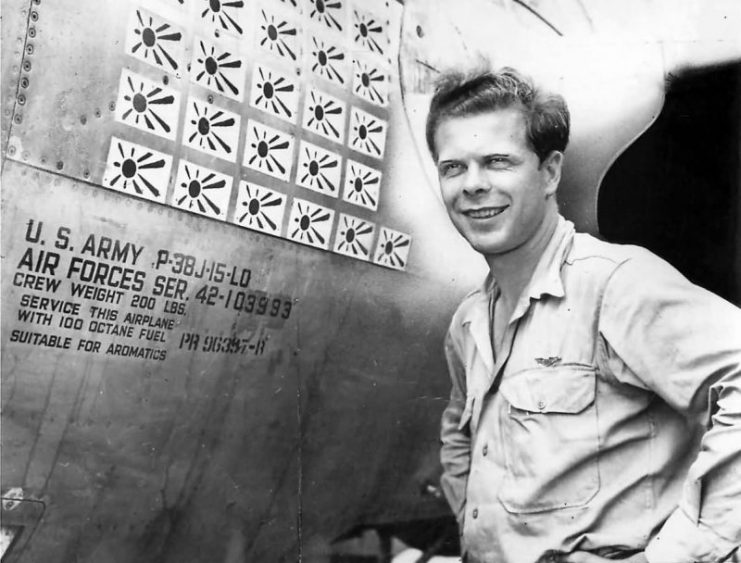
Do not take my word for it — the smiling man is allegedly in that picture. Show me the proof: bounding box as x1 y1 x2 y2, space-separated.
430 68 741 563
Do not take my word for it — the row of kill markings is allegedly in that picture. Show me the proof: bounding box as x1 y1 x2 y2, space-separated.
102 2 410 270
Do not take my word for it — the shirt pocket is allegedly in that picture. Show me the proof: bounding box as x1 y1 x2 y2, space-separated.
497 365 600 513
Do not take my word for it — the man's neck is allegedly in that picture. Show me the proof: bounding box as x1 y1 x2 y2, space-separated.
485 209 559 313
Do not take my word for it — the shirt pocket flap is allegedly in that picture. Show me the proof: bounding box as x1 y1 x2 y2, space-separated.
499 367 595 414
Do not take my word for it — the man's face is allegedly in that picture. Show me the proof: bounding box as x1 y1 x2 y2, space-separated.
434 108 561 257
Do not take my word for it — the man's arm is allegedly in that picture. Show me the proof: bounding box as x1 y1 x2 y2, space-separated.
600 251 741 563
440 327 472 529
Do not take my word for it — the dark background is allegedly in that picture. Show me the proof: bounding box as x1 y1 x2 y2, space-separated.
599 63 741 305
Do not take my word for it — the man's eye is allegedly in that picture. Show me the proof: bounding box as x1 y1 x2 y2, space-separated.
486 157 509 168
440 163 463 177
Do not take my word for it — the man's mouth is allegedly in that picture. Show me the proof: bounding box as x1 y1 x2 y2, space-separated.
463 205 509 219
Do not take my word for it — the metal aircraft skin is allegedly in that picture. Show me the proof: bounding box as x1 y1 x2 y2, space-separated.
1 0 739 561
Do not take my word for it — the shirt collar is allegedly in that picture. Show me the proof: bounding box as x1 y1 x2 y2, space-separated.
518 215 574 302
461 215 575 334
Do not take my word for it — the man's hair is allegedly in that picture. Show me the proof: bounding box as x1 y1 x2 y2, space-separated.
425 67 570 163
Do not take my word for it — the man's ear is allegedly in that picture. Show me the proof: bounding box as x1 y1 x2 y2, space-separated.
541 150 563 197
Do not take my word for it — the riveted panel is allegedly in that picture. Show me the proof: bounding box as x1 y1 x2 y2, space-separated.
1 2 488 562
4 0 411 270
5 1 741 561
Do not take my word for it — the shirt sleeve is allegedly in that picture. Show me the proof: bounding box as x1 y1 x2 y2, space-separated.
599 251 741 562
440 325 471 529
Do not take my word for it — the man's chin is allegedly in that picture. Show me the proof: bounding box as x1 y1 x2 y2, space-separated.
470 238 509 257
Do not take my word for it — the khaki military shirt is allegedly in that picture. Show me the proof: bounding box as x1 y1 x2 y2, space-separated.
440 217 741 562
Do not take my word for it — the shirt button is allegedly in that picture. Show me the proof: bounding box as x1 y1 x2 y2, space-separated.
538 400 546 410
472 508 479 519
482 444 488 456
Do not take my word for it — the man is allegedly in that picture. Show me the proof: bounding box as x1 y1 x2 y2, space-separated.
431 68 741 562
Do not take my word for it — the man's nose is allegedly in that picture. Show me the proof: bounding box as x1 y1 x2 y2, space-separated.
461 165 490 196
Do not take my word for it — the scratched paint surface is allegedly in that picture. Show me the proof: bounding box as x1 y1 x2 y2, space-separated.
0 0 487 560
0 157 462 561
1 162 303 560
5 0 412 273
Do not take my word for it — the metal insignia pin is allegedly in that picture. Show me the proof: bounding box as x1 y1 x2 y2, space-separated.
535 356 561 367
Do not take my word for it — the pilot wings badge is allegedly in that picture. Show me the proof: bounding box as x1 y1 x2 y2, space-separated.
535 356 562 367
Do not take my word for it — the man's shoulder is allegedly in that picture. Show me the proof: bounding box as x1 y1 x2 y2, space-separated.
566 232 693 298
566 232 670 278
569 232 653 266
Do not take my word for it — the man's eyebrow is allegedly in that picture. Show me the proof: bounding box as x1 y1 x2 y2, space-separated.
484 152 522 163
482 152 511 158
